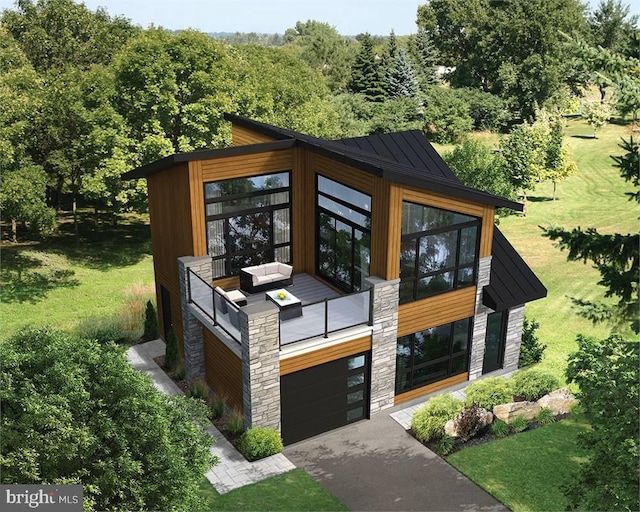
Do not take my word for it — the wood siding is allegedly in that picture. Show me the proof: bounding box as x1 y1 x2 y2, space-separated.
203 329 243 411
397 286 477 337
232 125 277 146
200 150 293 182
280 336 372 376
394 372 469 405
148 163 194 345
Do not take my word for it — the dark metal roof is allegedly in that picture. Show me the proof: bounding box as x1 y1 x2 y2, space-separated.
223 114 523 211
483 228 547 311
121 139 296 180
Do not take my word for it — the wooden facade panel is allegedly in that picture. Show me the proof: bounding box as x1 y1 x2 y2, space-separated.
231 125 277 146
203 329 243 411
402 187 486 217
200 151 293 182
386 184 404 279
292 148 314 274
148 163 194 345
280 336 372 376
189 160 206 256
370 178 391 279
480 206 495 257
397 286 477 336
394 373 469 405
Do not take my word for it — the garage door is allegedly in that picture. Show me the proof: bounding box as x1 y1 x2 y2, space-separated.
280 351 370 445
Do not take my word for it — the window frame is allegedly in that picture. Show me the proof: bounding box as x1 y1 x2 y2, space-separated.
399 201 481 303
204 171 292 278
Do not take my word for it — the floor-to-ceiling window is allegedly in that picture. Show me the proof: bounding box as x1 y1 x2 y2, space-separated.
204 172 291 278
482 311 507 374
395 318 472 394
399 202 480 304
316 175 371 292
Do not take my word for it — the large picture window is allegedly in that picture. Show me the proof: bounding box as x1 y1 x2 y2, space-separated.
399 202 480 303
395 318 472 395
204 172 291 278
316 176 371 292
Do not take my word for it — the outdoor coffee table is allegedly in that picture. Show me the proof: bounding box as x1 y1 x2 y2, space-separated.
265 288 302 321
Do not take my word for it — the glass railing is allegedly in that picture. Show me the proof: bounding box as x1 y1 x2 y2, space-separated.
187 269 241 343
279 288 372 347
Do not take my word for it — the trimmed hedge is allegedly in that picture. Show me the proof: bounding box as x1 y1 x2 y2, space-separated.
238 427 284 461
464 377 513 410
411 394 464 442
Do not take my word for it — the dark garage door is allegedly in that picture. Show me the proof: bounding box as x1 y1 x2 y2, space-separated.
281 352 370 445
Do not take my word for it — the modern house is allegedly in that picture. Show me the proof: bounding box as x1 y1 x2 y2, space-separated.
122 114 546 445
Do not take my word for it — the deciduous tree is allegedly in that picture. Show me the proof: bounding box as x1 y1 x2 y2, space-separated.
0 327 216 512
564 334 639 511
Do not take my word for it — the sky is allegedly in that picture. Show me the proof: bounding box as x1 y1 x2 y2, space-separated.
0 0 638 36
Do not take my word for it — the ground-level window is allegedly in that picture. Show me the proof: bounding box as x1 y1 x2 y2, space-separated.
316 175 371 293
204 172 291 278
395 318 472 394
482 311 507 374
399 202 480 304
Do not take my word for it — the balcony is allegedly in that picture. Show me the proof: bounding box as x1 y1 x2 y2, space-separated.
187 270 372 347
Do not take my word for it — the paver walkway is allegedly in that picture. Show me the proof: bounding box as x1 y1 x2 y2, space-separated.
126 340 295 494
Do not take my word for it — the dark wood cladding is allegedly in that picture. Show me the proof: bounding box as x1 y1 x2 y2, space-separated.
280 336 372 376
394 372 469 404
232 125 278 146
203 328 243 411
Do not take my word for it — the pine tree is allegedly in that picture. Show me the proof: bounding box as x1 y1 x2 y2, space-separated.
413 28 440 86
385 47 420 99
348 33 385 102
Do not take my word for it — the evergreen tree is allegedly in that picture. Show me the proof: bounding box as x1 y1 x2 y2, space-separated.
385 47 420 99
412 27 440 86
348 33 385 102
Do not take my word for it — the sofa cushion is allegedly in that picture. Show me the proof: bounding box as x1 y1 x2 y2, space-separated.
262 262 281 275
277 263 293 277
254 274 274 286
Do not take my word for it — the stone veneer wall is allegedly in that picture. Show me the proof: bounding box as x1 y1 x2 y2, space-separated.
240 301 281 431
468 256 492 381
367 276 400 414
503 304 525 371
177 256 212 383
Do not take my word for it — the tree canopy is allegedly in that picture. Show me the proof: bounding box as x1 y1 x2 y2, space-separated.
0 327 216 512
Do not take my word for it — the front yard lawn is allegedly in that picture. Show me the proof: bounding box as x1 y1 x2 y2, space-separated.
198 469 348 511
447 414 590 512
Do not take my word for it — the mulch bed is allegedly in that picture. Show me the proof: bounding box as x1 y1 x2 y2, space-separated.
412 413 570 457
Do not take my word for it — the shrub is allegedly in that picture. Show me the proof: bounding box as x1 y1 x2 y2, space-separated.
434 435 455 456
491 419 510 438
76 315 124 344
164 327 179 371
119 283 154 341
423 86 474 143
511 368 560 401
224 409 245 437
411 394 464 442
510 415 529 433
518 317 546 367
535 407 556 425
143 300 159 340
454 404 485 442
455 88 512 131
464 377 513 410
238 427 284 461
209 393 227 420
190 378 209 401
174 361 186 380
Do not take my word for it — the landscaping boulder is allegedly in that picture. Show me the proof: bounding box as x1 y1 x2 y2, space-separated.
444 408 493 438
493 401 541 423
537 388 577 416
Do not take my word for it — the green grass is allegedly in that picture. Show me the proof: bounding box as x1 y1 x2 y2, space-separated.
198 470 347 511
497 119 639 381
0 212 155 339
447 414 591 512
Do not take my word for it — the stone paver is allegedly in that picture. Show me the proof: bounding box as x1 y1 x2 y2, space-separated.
126 340 294 495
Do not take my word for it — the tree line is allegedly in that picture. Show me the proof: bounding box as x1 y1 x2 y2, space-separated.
0 0 637 243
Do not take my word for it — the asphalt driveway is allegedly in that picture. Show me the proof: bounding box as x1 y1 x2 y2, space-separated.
284 412 508 512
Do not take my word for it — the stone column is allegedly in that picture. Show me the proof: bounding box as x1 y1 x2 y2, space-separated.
240 301 281 431
366 276 400 414
468 256 492 381
503 305 525 371
177 255 212 383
